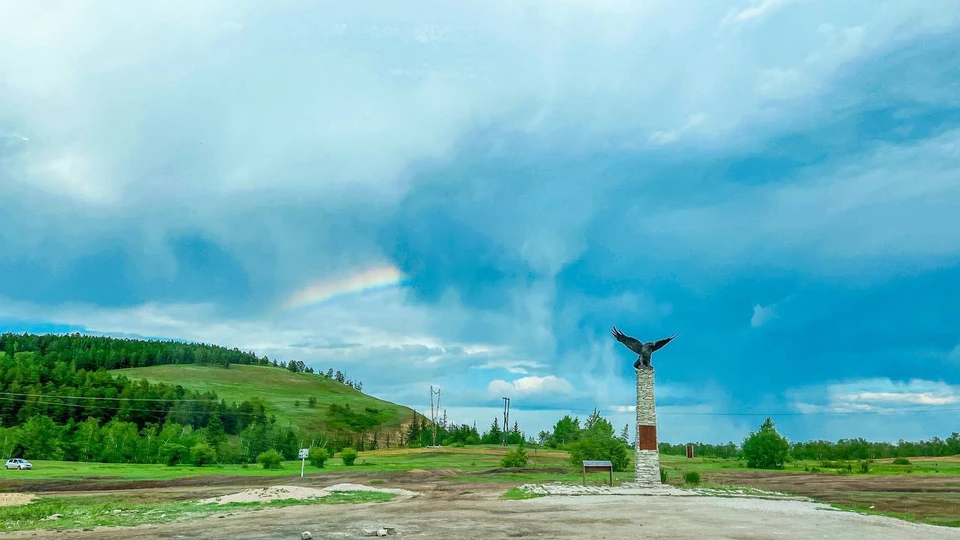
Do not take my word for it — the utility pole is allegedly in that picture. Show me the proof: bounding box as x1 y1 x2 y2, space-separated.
502 397 511 446
430 386 441 447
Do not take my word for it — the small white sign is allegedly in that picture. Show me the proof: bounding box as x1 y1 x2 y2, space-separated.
298 448 310 459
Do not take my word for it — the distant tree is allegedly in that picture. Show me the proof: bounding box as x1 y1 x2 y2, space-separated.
191 442 216 466
340 447 358 466
501 440 529 467
257 449 283 469
619 424 629 444
160 443 189 466
204 413 227 449
326 369 334 378
550 415 581 448
18 416 62 460
483 418 502 445
309 447 329 468
294 400 300 407
742 417 789 469
406 414 423 447
567 409 630 472
307 397 317 408
537 430 551 446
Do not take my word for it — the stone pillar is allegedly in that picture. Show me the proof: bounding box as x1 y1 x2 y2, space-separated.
635 366 660 486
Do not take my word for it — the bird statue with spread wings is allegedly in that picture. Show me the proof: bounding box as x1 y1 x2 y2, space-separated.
611 327 678 369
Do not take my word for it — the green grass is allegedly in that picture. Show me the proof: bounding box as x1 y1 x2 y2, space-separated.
0 491 394 533
2 446 571 485
12 450 960 487
1 460 322 482
501 487 543 500
658 454 960 477
113 364 414 433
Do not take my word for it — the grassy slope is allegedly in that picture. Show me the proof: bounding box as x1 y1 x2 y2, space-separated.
113 364 414 434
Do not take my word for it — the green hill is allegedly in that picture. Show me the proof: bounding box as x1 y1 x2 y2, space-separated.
114 364 414 434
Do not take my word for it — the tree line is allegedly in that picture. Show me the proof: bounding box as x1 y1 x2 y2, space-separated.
0 333 389 464
0 333 364 392
659 417 960 468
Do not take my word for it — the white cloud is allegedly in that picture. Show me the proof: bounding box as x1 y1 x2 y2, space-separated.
471 359 548 375
750 303 776 328
788 378 960 413
723 0 797 25
487 375 575 397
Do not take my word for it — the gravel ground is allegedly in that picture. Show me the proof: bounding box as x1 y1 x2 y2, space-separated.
3 482 959 539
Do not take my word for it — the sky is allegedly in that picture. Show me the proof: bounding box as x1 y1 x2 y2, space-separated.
2 0 960 444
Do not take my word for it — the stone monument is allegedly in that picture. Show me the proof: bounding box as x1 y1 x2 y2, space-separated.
611 327 678 486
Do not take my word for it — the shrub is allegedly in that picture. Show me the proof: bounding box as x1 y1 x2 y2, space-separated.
191 442 216 467
340 447 358 466
159 443 188 466
309 447 329 468
892 457 911 465
257 449 283 469
217 443 246 464
659 468 669 483
683 471 701 485
501 444 529 468
742 417 789 470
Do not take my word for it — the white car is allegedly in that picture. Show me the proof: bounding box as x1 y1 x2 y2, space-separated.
4 458 32 470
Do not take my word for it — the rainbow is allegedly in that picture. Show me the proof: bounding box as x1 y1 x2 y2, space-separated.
282 265 405 309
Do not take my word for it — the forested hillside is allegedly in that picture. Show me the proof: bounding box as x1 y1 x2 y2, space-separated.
0 333 411 464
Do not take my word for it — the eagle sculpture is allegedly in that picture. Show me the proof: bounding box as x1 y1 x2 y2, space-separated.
611 327 678 369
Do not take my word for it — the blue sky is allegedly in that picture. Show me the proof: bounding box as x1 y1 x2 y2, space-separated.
2 0 960 443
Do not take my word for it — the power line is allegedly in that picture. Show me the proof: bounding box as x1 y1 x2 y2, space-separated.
0 391 223 403
495 403 960 417
0 395 269 417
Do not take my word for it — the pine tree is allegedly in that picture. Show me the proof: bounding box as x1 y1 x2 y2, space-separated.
406 414 422 447
205 413 227 449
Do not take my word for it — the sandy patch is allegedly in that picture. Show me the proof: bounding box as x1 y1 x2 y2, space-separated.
198 485 331 505
325 483 418 497
197 483 418 506
0 493 35 507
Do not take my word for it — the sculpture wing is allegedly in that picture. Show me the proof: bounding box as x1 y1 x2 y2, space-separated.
651 333 679 352
611 327 645 355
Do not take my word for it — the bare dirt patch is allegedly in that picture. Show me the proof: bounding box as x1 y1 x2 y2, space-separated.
2 484 958 540
0 493 34 507
197 485 331 505
706 471 960 526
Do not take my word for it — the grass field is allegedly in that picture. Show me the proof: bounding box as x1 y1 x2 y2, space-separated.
8 448 960 486
113 364 415 433
658 454 960 477
0 491 395 533
5 447 960 529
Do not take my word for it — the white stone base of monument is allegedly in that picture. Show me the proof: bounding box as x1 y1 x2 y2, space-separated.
634 449 661 487
635 366 661 485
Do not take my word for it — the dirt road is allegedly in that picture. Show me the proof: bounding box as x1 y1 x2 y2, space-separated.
4 482 960 539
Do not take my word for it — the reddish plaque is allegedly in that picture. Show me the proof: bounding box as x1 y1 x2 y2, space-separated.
638 425 658 450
